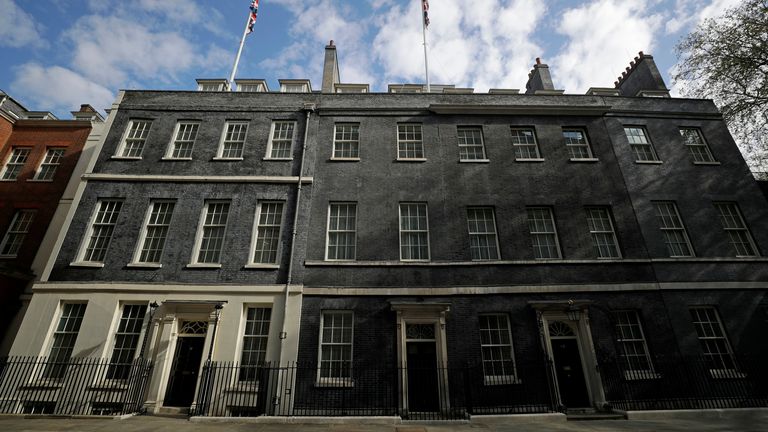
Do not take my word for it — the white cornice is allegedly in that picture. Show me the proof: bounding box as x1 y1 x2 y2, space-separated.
82 173 313 184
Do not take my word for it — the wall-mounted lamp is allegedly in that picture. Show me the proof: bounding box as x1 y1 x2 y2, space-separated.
566 299 581 321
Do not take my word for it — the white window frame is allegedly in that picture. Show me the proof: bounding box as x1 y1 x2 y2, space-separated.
164 121 200 160
215 121 249 160
623 126 660 163
397 123 425 161
689 307 740 377
238 306 272 383
562 128 595 161
130 200 175 267
0 209 36 258
526 207 562 259
399 202 430 261
332 123 361 160
281 83 309 93
714 202 759 257
115 120 152 159
43 302 87 379
1 147 31 180
479 314 518 385
106 303 149 380
265 121 296 160
614 310 657 380
679 127 717 164
325 202 357 261
653 201 695 258
238 83 265 92
74 199 123 265
189 200 230 267
457 126 488 162
248 201 285 267
466 207 500 261
316 310 354 386
510 127 542 161
585 207 622 259
33 148 65 181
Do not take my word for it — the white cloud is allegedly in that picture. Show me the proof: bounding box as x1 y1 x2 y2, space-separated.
373 0 546 91
552 0 663 93
10 63 115 113
0 0 45 48
666 0 743 34
65 15 199 87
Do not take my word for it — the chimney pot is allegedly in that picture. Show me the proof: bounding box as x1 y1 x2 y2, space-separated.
639 50 644 57
330 40 334 46
535 57 541 65
625 67 631 73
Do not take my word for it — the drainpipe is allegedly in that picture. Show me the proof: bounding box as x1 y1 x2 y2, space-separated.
278 103 315 365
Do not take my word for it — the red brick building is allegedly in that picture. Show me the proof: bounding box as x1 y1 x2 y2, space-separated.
0 91 102 351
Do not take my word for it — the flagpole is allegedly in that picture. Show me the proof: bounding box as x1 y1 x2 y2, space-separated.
228 13 252 91
421 9 430 93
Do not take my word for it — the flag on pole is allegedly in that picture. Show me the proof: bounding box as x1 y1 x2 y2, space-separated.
422 0 430 27
247 0 259 34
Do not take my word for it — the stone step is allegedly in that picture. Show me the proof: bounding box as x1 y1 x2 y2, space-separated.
567 413 626 421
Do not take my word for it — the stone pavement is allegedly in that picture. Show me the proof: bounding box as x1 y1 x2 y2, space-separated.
1 413 767 432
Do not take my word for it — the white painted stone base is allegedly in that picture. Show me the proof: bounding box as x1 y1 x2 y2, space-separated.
625 407 768 420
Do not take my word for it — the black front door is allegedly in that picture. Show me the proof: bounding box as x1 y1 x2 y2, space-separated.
552 338 590 408
165 337 205 407
406 341 440 412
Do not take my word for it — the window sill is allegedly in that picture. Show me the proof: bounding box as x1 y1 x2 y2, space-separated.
693 161 721 165
186 263 222 269
397 158 427 162
263 157 293 161
212 157 244 161
161 157 193 161
596 257 623 260
515 158 545 162
483 376 521 386
569 158 599 163
459 159 490 163
315 379 354 388
69 261 105 268
0 254 18 259
243 263 279 269
27 179 54 182
126 262 163 269
330 157 361 162
709 369 746 379
635 160 663 164
0 179 18 182
110 156 142 160
399 259 431 263
88 381 130 390
623 371 662 380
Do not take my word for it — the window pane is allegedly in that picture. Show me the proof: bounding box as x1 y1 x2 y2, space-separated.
269 121 295 159
239 307 271 381
35 148 65 180
1 148 31 180
333 123 360 158
253 202 283 264
563 129 592 159
221 122 248 158
690 307 737 370
83 200 123 262
714 203 757 257
624 127 658 162
527 207 561 259
653 202 693 257
400 203 429 260
614 310 654 374
197 202 230 263
479 315 516 382
467 207 499 260
319 311 353 379
171 122 199 158
327 203 357 260
586 207 620 258
0 209 36 257
510 128 540 159
107 304 147 380
44 303 87 379
680 128 715 163
138 201 175 263
458 127 486 160
121 121 152 157
397 124 424 159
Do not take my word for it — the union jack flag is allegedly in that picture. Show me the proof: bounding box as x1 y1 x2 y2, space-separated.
422 0 430 27
247 0 259 34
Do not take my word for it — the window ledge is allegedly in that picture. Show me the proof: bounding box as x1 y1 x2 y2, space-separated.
0 254 18 259
69 261 105 268
126 262 163 269
161 157 193 161
315 379 354 388
623 371 662 380
459 159 490 163
243 263 280 269
212 157 244 161
110 156 142 160
263 157 293 161
27 179 54 182
483 376 522 386
515 158 545 162
635 160 663 164
88 381 130 391
709 369 747 379
0 179 19 182
569 158 599 163
186 263 222 269
330 157 361 162
397 158 427 162
693 161 721 165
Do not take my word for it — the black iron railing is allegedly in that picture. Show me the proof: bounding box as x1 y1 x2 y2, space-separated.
599 355 768 411
0 356 153 416
192 360 556 419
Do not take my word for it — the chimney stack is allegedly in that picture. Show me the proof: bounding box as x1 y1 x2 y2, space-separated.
614 52 669 97
321 40 340 93
525 58 563 95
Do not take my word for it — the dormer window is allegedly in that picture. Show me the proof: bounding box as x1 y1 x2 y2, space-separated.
335 84 369 93
196 79 228 92
279 80 311 93
236 80 268 92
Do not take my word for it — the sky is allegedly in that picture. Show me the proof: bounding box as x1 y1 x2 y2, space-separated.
0 0 743 117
